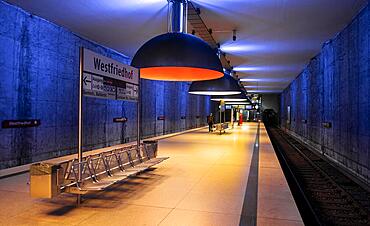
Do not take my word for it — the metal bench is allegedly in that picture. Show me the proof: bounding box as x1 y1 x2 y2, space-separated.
214 123 229 134
30 141 169 197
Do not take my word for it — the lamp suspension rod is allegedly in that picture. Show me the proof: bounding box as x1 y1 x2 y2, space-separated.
168 0 188 33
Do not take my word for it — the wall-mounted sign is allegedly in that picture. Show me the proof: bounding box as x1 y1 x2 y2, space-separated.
82 48 139 101
322 122 332 128
2 119 41 128
287 106 291 124
220 100 225 112
245 105 253 110
113 117 128 123
157 116 165 120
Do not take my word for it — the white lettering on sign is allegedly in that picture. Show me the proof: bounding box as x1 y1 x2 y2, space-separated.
92 75 104 92
83 48 139 85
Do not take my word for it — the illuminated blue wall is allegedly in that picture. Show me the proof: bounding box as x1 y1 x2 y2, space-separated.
280 4 369 183
0 1 210 169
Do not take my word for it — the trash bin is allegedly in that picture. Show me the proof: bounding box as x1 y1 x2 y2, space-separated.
30 162 61 198
143 140 158 158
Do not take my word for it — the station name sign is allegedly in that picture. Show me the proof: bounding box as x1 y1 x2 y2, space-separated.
2 119 41 128
157 116 165 121
113 117 128 123
82 48 139 101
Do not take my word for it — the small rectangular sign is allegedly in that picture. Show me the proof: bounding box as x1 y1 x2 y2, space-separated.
116 85 139 101
157 116 165 120
91 74 104 92
322 122 332 128
246 105 253 110
287 106 291 124
2 119 41 128
113 117 128 123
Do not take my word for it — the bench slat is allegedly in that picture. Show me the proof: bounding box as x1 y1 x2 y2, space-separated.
59 143 169 193
81 183 114 191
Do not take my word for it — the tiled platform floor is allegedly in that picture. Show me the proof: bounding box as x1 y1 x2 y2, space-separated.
0 123 303 226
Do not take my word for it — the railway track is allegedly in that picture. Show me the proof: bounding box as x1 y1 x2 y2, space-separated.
267 127 370 226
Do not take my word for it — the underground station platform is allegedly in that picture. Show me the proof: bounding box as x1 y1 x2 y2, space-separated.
0 123 303 226
1 0 370 225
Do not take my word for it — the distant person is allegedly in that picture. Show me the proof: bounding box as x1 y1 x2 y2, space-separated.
207 113 214 132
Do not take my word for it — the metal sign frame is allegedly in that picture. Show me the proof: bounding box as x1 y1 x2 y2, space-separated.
78 47 141 204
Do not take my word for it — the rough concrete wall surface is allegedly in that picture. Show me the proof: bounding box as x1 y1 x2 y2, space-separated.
280 5 370 184
0 1 210 169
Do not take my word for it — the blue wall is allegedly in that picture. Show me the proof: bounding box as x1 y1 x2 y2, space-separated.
280 4 369 184
0 1 211 169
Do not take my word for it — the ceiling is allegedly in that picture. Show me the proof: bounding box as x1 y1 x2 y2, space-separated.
6 0 368 93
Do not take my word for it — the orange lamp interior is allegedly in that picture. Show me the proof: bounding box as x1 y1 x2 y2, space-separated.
139 67 223 81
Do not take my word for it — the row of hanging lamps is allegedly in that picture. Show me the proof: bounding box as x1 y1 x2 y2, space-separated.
131 0 224 81
210 92 249 102
211 84 251 102
222 102 251 105
188 71 242 95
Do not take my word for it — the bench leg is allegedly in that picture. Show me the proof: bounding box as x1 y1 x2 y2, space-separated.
77 194 82 206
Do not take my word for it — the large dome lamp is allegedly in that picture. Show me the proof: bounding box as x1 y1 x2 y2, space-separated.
131 0 223 81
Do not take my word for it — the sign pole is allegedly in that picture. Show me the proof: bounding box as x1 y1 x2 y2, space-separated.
219 101 222 124
77 47 84 205
231 107 234 128
137 70 141 151
77 48 139 205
